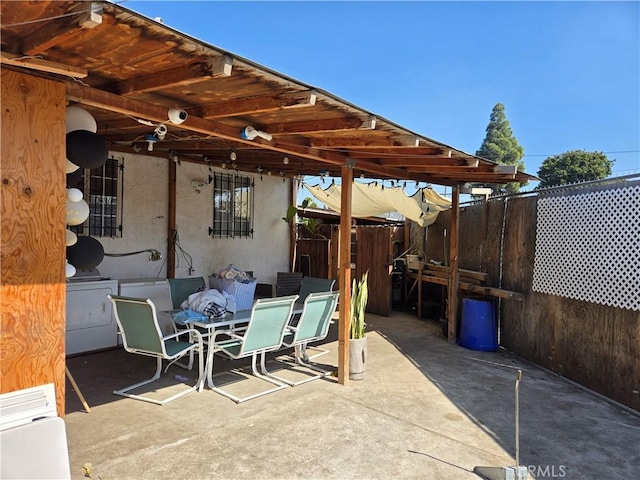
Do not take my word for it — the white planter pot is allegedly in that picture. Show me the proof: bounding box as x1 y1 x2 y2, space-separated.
349 336 367 380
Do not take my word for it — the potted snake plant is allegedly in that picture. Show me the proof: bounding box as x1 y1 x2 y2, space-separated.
349 270 369 380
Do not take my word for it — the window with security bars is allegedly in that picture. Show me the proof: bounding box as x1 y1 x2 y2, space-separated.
210 173 254 238
68 157 123 238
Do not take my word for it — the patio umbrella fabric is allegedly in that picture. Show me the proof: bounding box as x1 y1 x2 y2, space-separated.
304 182 451 227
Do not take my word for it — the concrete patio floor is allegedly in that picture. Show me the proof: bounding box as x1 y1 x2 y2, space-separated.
64 311 640 480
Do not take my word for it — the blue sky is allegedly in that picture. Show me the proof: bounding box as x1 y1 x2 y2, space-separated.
126 1 640 192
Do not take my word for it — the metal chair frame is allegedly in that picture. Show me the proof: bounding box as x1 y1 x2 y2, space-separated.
265 291 339 386
205 295 298 403
108 295 204 406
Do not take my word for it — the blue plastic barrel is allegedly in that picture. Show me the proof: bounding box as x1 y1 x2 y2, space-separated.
458 298 498 351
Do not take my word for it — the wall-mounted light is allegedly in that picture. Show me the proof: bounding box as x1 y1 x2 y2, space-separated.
192 181 207 194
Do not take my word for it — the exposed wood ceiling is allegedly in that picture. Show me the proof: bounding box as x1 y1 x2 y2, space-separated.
1 1 537 186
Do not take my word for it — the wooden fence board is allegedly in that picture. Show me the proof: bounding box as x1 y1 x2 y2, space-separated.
425 192 640 411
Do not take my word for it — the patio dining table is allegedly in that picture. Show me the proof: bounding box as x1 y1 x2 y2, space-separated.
164 304 304 390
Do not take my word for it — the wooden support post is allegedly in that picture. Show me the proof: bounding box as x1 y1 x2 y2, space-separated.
417 262 423 319
167 160 177 278
447 184 460 343
289 178 297 272
338 165 353 385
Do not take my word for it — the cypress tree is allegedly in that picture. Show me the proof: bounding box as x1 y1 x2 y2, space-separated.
476 103 526 194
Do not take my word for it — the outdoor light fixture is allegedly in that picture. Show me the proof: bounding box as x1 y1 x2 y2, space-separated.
230 151 237 161
283 156 289 165
240 125 272 142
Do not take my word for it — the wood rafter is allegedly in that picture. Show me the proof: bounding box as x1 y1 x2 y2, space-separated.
347 147 448 159
310 135 421 149
265 116 368 136
111 56 233 95
200 90 317 119
65 81 432 182
440 173 516 182
22 2 102 55
0 51 87 78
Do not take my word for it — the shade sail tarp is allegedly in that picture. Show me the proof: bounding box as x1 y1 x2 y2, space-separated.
305 182 451 227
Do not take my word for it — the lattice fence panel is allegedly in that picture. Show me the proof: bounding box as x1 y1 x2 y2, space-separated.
533 184 640 311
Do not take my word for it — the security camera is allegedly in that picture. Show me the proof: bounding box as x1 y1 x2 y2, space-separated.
154 123 168 140
241 125 273 142
168 108 188 125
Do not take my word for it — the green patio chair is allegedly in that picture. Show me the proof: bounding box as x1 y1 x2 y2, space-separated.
275 271 303 297
205 295 298 403
297 277 335 302
263 291 339 386
293 277 336 359
108 295 204 406
168 277 206 309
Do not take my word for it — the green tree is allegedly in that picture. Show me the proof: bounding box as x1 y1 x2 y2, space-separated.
476 103 526 194
536 150 613 189
302 196 319 208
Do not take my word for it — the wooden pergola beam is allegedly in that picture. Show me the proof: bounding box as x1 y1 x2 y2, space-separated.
66 81 432 182
265 116 365 136
0 51 87 78
309 136 421 149
21 2 102 55
200 90 317 119
112 56 233 95
344 146 448 158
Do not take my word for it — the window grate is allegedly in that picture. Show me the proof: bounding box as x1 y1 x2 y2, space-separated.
69 157 123 238
211 173 254 238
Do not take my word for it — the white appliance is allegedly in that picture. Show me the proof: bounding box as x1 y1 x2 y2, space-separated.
66 279 119 355
118 278 174 336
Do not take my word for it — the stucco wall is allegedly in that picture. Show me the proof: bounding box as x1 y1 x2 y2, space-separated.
96 153 290 285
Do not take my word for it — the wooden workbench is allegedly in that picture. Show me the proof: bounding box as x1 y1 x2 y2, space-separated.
405 263 523 319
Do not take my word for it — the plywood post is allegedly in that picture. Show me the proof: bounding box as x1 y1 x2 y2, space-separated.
338 165 353 384
447 184 460 343
1 70 67 415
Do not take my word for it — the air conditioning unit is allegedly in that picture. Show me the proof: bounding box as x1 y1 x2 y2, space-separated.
0 384 71 479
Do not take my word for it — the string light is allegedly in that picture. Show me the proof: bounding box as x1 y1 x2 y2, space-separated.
283 156 289 165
